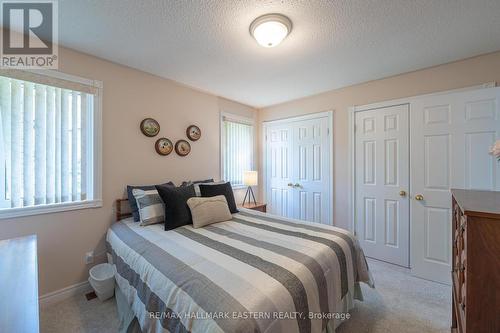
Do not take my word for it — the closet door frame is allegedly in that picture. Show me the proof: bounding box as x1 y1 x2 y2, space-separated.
262 110 334 225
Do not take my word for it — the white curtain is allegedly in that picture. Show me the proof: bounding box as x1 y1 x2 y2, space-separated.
223 120 254 186
0 76 92 208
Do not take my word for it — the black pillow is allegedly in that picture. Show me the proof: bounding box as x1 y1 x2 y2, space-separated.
180 178 214 187
156 184 196 230
127 182 174 222
199 182 238 214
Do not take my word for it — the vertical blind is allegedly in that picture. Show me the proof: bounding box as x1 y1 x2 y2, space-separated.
223 119 254 186
0 76 93 209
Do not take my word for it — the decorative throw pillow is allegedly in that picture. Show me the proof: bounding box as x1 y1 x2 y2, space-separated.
127 182 174 221
199 182 238 214
132 189 165 226
156 184 196 230
187 195 232 228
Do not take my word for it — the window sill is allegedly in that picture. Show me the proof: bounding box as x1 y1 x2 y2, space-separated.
0 199 103 220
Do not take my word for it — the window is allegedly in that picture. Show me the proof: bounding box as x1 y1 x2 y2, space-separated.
0 70 102 218
221 113 254 187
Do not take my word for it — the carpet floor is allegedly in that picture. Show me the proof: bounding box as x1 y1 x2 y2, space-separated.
40 258 451 333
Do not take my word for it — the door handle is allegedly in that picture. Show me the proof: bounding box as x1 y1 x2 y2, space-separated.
293 183 302 188
399 190 407 197
287 183 293 187
415 194 424 201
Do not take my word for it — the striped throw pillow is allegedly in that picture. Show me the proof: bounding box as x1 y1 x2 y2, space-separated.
132 189 165 226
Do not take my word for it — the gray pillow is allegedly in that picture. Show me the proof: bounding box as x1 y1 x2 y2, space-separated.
127 182 174 221
132 189 165 226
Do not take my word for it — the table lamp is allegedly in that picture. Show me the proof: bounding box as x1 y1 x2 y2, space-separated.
242 171 258 205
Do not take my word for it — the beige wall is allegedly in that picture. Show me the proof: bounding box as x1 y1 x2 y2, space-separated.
0 47 257 295
259 51 500 229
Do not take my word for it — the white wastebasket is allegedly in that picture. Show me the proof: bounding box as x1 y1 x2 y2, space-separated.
88 263 115 301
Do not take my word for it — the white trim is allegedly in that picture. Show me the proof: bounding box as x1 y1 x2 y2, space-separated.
347 107 356 233
91 82 103 202
25 69 100 88
328 111 334 226
39 280 92 308
0 199 102 219
219 112 256 183
261 121 268 204
220 112 254 125
262 110 332 126
262 110 334 225
0 108 5 208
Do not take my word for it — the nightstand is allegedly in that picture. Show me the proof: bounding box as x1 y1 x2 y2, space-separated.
240 202 267 213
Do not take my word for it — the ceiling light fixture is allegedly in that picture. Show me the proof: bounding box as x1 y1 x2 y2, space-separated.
250 13 292 48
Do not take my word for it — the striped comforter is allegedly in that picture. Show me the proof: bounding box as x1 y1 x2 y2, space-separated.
107 209 374 333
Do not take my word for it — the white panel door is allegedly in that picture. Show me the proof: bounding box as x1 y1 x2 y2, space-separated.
266 125 293 218
411 87 500 284
265 114 331 224
291 117 330 224
355 104 410 267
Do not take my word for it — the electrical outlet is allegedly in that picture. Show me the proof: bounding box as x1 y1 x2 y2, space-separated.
85 251 94 264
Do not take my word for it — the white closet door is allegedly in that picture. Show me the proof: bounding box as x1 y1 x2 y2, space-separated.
411 87 500 284
265 114 331 224
266 125 294 218
355 104 410 267
291 117 330 224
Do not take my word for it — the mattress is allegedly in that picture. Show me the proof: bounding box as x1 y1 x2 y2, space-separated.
106 208 374 333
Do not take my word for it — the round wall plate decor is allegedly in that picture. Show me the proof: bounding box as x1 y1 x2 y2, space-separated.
155 138 173 156
140 118 160 137
175 139 191 156
186 125 201 141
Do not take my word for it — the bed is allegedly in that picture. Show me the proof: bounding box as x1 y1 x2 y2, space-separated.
107 201 374 333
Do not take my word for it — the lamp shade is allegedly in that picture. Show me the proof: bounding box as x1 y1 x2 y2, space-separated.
243 171 258 186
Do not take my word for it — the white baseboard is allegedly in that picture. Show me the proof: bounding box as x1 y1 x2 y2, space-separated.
39 251 108 308
39 280 93 308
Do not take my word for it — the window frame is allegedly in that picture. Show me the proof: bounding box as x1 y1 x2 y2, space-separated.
0 69 103 219
220 112 255 189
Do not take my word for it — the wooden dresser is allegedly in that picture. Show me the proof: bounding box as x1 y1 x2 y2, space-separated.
451 189 500 333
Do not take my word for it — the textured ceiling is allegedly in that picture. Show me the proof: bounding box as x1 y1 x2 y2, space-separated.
57 0 500 107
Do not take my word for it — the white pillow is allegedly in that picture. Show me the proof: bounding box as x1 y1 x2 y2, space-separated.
187 195 232 228
132 189 165 226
